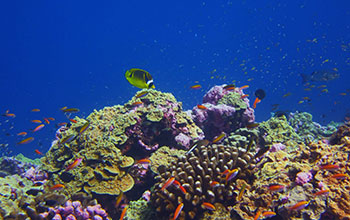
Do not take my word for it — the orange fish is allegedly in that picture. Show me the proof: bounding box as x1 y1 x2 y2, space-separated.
223 84 235 91
190 84 201 89
31 109 40 112
212 132 225 144
240 94 249 99
43 118 50 124
60 106 67 111
178 185 187 194
135 91 148 98
210 181 220 188
79 122 90 135
33 124 45 132
132 101 143 106
313 189 330 196
66 158 83 171
120 205 128 220
319 164 340 171
288 200 309 211
254 211 262 220
2 113 15 118
17 132 27 136
161 177 175 191
267 184 285 192
47 117 55 121
246 123 259 129
197 104 208 110
262 211 276 217
225 169 239 184
58 122 68 126
35 149 44 155
115 192 124 208
62 108 80 113
69 118 78 123
50 183 65 190
173 203 184 220
239 85 249 90
136 158 151 164
331 173 348 180
31 120 42 123
202 202 215 210
253 97 261 109
17 137 34 145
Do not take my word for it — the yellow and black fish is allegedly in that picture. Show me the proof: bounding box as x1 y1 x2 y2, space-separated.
125 68 155 89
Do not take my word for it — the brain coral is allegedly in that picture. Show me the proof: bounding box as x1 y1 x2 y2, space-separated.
151 143 256 219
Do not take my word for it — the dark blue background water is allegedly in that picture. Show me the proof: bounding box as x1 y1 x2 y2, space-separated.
1 0 349 158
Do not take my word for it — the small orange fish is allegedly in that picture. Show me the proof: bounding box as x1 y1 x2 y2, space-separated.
58 122 68 126
3 113 16 118
319 164 340 171
239 85 249 90
66 158 83 171
267 184 285 192
17 132 27 136
212 132 225 144
190 84 201 89
340 92 347 96
246 123 259 129
253 97 261 109
210 181 220 188
43 118 50 124
135 91 148 98
132 101 143 106
120 205 128 220
69 118 78 123
240 94 249 99
254 211 262 220
223 84 235 91
31 120 42 123
62 108 80 113
50 183 65 191
31 109 40 112
136 158 151 164
60 106 67 111
17 137 34 145
197 104 208 110
79 122 90 134
262 211 276 217
331 173 348 180
47 117 55 121
161 177 175 191
115 192 124 208
237 182 247 201
33 124 45 132
313 189 330 196
178 185 187 194
202 202 216 210
35 149 44 155
288 200 309 211
173 203 184 220
225 169 239 184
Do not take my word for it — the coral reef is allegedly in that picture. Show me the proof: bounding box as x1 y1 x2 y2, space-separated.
329 121 350 145
259 115 302 148
191 85 255 139
0 154 40 177
288 111 337 141
152 143 256 219
149 146 186 174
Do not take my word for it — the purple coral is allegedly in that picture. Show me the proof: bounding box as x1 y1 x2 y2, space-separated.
295 171 313 185
270 143 286 152
41 200 110 220
191 85 255 139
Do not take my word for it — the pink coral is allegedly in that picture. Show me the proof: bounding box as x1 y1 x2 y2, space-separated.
46 200 110 220
295 171 313 185
270 143 286 152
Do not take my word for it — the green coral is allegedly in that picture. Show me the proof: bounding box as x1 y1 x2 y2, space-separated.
149 146 186 174
15 153 41 165
288 111 337 141
124 197 155 220
217 91 247 111
259 115 302 149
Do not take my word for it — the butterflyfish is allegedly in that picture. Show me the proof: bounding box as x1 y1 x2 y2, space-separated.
125 68 155 89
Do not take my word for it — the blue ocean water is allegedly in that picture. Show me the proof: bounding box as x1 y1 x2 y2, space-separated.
0 1 349 158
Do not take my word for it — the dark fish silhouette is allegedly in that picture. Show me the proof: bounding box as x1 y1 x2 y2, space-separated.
301 70 339 83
